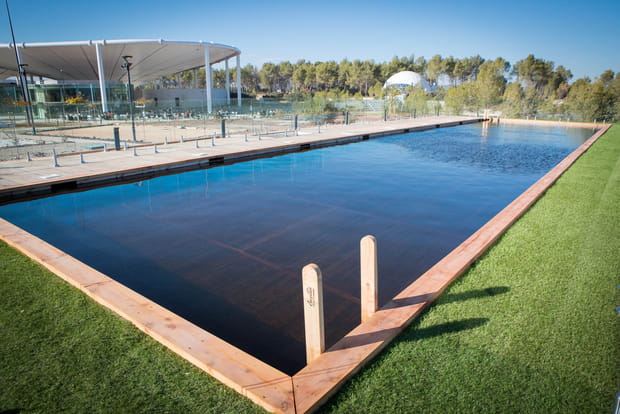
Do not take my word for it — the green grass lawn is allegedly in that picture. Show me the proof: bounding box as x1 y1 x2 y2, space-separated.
1 126 619 413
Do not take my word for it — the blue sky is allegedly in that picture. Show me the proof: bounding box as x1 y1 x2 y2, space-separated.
2 0 619 80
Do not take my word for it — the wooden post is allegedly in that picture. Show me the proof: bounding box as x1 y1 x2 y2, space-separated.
360 235 378 322
302 263 325 364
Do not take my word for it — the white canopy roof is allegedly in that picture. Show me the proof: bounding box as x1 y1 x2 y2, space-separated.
0 39 240 83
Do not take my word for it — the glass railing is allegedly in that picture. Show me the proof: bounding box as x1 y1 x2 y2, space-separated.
0 96 605 162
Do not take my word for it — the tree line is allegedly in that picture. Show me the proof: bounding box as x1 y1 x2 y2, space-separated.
153 54 619 122
160 55 485 95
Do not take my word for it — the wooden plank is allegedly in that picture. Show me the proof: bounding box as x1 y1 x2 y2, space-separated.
360 235 378 323
292 124 611 413
0 219 295 414
302 264 325 364
498 118 602 128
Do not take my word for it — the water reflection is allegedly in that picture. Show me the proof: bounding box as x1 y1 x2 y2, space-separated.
388 123 588 176
481 119 489 139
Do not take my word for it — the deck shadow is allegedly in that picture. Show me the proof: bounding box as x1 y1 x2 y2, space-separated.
437 286 510 305
403 318 489 342
325 317 489 354
382 292 436 309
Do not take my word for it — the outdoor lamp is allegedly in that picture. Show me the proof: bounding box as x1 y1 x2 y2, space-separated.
121 55 137 141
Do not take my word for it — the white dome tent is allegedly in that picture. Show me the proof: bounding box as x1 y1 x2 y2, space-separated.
384 71 432 92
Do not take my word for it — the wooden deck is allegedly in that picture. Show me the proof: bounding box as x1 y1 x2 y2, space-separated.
0 116 479 202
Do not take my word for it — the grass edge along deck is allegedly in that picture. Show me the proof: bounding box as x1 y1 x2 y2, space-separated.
0 121 609 414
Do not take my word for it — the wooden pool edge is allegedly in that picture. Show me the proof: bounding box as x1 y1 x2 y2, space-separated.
0 218 296 414
0 122 610 414
494 117 605 128
290 123 612 413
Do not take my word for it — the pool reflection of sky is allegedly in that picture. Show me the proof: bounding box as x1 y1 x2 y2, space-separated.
0 123 593 374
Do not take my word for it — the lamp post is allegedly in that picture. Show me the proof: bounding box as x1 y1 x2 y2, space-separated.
59 68 67 122
19 63 36 134
5 0 35 134
121 55 136 141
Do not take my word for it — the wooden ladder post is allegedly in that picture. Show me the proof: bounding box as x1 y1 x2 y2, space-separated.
360 235 378 322
302 263 325 364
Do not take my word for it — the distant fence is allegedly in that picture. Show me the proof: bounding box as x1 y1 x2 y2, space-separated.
1 96 605 149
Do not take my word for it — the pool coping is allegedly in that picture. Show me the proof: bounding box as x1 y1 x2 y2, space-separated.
0 121 610 413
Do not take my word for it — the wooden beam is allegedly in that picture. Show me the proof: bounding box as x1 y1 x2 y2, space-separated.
302 263 325 364
360 235 378 322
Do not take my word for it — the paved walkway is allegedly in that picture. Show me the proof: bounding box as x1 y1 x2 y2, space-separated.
0 116 478 198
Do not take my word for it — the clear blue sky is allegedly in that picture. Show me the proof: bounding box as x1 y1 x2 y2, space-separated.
2 0 618 80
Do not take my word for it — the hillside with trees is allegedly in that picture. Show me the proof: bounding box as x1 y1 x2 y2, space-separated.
151 54 619 122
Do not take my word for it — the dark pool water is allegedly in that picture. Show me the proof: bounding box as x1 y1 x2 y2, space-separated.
0 123 593 374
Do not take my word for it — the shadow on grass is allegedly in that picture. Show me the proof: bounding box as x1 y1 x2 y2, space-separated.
0 410 23 414
386 287 509 311
403 318 489 342
334 318 489 351
438 286 510 305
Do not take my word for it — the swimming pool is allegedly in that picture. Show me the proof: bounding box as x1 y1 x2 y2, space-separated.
0 123 593 374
